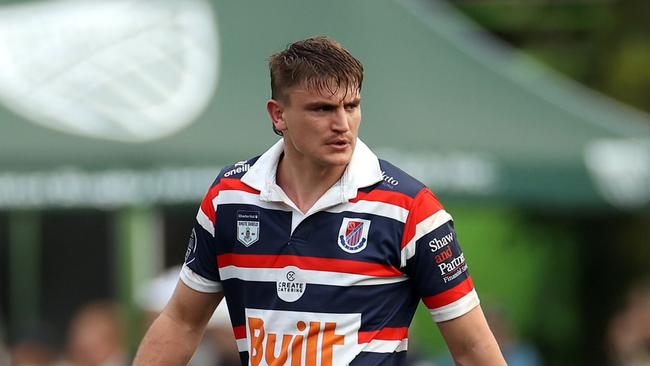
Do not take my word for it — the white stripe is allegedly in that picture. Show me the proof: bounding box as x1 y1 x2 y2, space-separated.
236 335 406 354
430 289 480 323
361 339 408 353
326 200 409 223
196 207 215 236
180 264 223 293
236 338 248 352
400 210 453 268
214 190 290 211
219 266 407 287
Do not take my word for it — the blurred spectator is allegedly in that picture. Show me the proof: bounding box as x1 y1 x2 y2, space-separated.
8 326 63 366
606 280 650 366
485 307 542 366
0 320 8 366
65 301 126 366
136 266 239 366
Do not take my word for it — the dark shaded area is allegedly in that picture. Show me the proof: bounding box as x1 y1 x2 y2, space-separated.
575 213 650 365
0 213 8 337
40 210 113 347
526 210 650 365
162 205 196 268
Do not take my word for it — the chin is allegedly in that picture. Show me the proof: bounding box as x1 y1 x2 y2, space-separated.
320 154 352 167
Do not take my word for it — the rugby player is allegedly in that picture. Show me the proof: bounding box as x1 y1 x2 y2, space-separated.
133 36 506 365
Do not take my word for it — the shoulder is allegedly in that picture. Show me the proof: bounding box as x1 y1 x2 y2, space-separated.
375 159 427 198
208 156 261 188
359 159 444 214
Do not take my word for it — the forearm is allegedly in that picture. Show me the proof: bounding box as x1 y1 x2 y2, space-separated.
133 311 205 366
449 336 506 366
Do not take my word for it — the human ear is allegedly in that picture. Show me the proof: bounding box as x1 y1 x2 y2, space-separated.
267 99 286 132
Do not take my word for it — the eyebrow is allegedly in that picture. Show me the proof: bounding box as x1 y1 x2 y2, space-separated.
304 98 361 109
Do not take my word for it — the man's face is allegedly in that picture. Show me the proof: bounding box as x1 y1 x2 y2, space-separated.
272 83 361 168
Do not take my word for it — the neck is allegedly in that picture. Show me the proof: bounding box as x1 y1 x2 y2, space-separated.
276 151 347 214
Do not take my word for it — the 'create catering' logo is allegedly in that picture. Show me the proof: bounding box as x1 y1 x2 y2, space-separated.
237 210 260 246
276 266 306 302
337 218 371 253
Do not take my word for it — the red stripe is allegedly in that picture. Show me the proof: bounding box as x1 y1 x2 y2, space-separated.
199 178 260 225
358 327 408 344
422 277 474 309
232 325 246 340
200 184 221 224
217 254 402 277
219 178 260 194
351 190 413 210
400 189 444 249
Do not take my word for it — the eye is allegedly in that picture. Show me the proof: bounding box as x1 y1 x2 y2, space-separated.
312 105 335 112
345 103 359 111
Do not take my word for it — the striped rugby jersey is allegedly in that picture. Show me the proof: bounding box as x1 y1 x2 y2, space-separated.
181 139 479 366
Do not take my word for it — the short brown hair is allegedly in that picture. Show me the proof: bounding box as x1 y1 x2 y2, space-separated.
269 37 364 135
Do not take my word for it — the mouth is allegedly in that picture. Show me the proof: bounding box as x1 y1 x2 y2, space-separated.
327 138 351 149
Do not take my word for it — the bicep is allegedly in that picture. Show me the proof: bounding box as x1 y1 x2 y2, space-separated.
163 280 224 330
437 305 506 365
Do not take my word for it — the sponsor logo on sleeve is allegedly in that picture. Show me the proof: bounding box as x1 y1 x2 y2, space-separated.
246 308 361 366
438 252 468 283
276 266 306 302
429 231 455 264
185 228 197 263
429 231 468 283
337 218 371 254
428 232 454 253
237 210 260 246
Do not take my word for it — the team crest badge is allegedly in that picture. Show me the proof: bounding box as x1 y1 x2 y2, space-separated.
338 218 371 253
237 211 260 246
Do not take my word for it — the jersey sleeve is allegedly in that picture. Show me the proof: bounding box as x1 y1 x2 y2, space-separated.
180 177 224 293
400 188 479 322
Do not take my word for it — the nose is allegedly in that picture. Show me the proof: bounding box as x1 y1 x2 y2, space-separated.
331 107 350 133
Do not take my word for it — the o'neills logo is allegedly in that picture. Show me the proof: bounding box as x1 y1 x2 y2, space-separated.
245 309 361 366
224 161 250 177
276 267 306 302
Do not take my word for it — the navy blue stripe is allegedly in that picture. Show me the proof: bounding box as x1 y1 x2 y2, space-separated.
350 351 408 365
222 279 419 332
378 159 426 198
216 207 405 269
185 222 220 282
236 350 407 366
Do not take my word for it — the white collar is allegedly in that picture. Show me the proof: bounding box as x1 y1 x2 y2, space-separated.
241 138 383 213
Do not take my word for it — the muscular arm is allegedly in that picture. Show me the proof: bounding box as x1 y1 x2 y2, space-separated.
438 305 507 366
133 281 224 366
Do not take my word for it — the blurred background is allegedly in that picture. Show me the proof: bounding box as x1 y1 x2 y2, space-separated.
0 0 648 365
